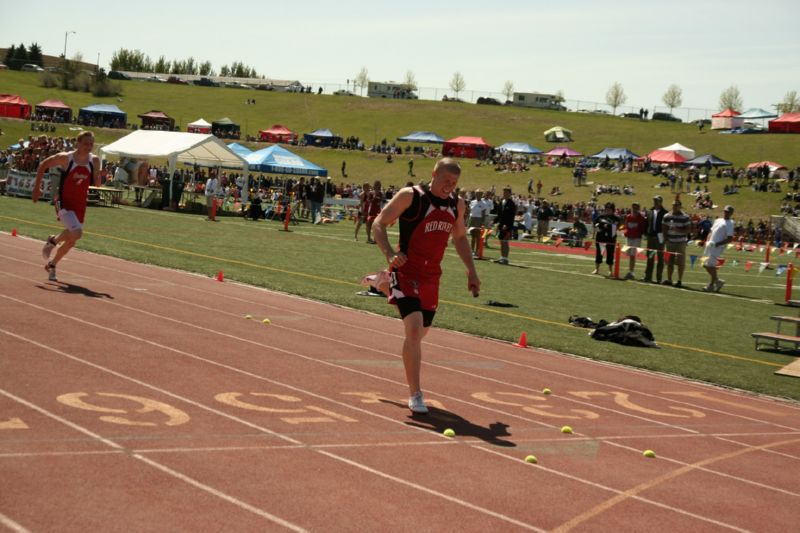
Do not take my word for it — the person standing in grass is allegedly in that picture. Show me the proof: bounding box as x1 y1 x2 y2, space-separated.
495 186 516 265
32 130 100 282
592 202 619 275
371 158 480 414
623 202 646 280
702 205 735 292
642 195 667 283
662 199 692 288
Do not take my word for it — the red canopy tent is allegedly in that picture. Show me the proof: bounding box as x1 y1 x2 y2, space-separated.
747 161 787 171
545 146 582 157
644 150 687 164
442 136 492 159
35 99 72 122
138 110 175 131
259 124 297 143
0 94 31 119
768 113 800 134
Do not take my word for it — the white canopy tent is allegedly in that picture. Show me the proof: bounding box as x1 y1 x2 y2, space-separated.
101 130 248 204
657 142 695 160
187 118 212 133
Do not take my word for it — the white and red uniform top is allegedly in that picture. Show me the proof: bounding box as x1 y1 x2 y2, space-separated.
396 186 458 280
58 153 94 223
624 211 646 239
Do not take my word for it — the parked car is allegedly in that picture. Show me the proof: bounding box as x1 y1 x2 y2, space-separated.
333 90 356 96
620 112 641 119
167 76 188 85
108 70 131 80
652 112 682 122
193 77 220 87
476 97 502 105
21 63 44 72
145 75 167 83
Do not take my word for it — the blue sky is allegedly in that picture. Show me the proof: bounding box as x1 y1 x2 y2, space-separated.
3 0 798 111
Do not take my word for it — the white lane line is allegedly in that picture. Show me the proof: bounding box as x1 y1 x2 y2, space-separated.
0 512 30 533
474 445 748 532
0 387 306 533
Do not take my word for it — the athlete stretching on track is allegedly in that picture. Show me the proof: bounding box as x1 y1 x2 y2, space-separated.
372 158 480 414
32 130 100 282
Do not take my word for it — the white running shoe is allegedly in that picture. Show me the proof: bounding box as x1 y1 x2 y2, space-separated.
42 235 57 261
408 391 428 414
45 262 57 282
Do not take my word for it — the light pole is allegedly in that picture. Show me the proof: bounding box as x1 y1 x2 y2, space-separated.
63 31 75 65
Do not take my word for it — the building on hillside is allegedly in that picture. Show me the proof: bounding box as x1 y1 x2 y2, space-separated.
512 92 565 111
367 81 418 99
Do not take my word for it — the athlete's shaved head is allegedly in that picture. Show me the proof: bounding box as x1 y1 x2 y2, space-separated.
433 158 461 176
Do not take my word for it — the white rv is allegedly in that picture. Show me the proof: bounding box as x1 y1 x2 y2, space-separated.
513 92 565 111
367 81 418 99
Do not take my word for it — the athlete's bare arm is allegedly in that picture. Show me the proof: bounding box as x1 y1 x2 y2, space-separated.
32 152 68 203
372 186 414 269
91 155 101 187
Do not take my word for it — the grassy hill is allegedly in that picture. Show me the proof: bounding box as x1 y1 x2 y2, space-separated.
2 69 798 221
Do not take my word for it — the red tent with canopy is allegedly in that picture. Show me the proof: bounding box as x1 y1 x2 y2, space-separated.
442 136 492 158
138 110 175 131
259 124 297 143
747 161 786 171
0 94 31 119
711 108 743 130
35 99 72 122
644 150 687 164
768 113 800 134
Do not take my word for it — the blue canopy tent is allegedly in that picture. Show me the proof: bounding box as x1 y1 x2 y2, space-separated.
226 142 253 157
245 145 328 177
396 131 445 143
303 128 341 147
683 154 732 167
589 147 639 160
78 104 127 129
496 142 542 154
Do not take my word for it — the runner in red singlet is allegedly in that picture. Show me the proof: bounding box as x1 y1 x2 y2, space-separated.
32 131 100 282
372 158 480 414
364 180 383 244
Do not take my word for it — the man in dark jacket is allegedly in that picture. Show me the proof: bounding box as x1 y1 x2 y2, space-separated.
495 186 516 265
642 195 667 283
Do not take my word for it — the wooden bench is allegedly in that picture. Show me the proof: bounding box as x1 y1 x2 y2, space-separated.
752 331 800 351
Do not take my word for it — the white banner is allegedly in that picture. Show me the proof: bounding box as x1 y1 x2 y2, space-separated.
5 169 55 200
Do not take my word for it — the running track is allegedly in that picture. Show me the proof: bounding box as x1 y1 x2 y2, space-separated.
2 233 799 532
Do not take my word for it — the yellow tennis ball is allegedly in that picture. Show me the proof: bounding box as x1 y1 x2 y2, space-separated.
245 314 252 320
542 388 552 395
524 455 538 464
643 449 656 458
262 318 271 325
561 425 573 434
443 428 455 438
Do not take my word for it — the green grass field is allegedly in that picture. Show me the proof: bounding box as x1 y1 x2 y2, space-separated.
2 196 799 401
2 69 799 221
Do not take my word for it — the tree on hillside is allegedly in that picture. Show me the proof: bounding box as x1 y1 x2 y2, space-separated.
4 45 16 69
199 61 212 76
219 65 230 77
110 48 152 72
555 89 565 104
154 56 169 74
605 82 627 114
10 43 28 70
403 70 417 92
719 85 743 111
27 43 43 66
450 71 466 100
662 84 683 112
502 80 514 102
355 67 369 96
778 90 799 113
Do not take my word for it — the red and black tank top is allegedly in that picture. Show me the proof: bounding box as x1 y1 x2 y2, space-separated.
397 186 458 278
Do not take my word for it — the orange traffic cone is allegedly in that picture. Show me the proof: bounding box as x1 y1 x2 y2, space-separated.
216 270 224 282
11 228 17 237
515 332 527 348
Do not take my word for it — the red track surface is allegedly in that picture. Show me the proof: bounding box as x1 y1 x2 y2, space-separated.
2 233 800 532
